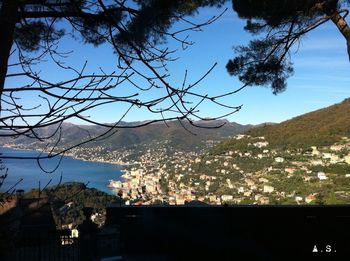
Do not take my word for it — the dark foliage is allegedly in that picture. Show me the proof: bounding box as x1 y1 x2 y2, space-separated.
24 182 117 226
14 21 65 52
228 0 350 93
226 39 293 94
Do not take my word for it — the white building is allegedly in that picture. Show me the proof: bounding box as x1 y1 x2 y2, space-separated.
317 172 328 180
71 229 79 238
345 155 350 165
237 187 244 193
311 146 320 156
259 177 269 183
295 196 303 202
221 195 233 201
330 155 340 164
195 158 201 163
253 141 269 148
275 157 284 163
263 185 274 193
310 159 323 165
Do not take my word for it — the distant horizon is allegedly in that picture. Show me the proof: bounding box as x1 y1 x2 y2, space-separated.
63 95 349 127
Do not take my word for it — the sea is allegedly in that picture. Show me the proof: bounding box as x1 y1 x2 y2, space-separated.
0 147 123 195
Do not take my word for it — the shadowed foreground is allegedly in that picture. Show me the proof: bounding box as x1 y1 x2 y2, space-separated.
2 202 350 260
106 205 350 260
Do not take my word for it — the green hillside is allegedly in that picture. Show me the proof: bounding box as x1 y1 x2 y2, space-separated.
246 98 350 149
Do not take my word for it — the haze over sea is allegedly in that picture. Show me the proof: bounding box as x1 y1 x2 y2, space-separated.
0 147 123 195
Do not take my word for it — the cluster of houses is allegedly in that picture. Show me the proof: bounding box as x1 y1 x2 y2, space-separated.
65 145 135 165
106 134 350 205
6 133 350 206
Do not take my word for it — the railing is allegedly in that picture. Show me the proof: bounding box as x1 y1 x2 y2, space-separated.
6 231 79 261
14 237 79 261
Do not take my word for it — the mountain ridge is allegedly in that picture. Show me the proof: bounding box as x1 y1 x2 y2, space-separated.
0 119 255 152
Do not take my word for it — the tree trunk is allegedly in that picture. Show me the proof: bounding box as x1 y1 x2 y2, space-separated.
329 10 350 61
0 0 19 110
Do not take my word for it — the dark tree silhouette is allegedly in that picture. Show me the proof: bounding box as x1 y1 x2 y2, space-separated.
227 0 350 94
0 0 245 164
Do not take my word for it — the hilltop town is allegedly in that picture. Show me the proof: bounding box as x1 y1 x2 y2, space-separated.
104 134 350 205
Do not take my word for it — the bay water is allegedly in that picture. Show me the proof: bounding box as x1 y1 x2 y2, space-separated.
0 147 123 195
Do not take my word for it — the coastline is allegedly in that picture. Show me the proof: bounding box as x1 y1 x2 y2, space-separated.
65 154 131 167
0 145 129 195
1 145 133 167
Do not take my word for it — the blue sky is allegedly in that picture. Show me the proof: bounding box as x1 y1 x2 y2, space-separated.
6 3 350 125
159 5 350 125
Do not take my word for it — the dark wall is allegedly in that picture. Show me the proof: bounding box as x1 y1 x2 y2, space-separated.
106 205 350 260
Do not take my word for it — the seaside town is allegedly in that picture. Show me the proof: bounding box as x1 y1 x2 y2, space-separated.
83 134 350 206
